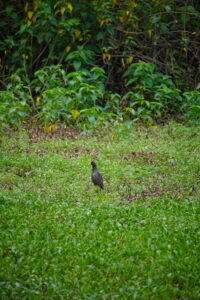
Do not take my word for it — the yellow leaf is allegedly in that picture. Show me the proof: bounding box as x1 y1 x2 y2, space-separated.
51 124 58 131
27 11 34 19
128 56 133 64
111 0 117 6
58 29 64 34
107 54 111 61
100 19 108 26
24 3 29 12
125 11 130 16
102 53 111 62
71 109 79 120
119 16 125 23
65 46 71 53
36 97 40 104
121 58 125 67
183 47 187 52
67 2 73 12
147 29 152 38
33 0 39 11
130 1 138 9
44 124 57 133
61 7 66 15
27 20 32 27
147 122 157 128
54 2 59 9
44 124 51 133
74 29 81 38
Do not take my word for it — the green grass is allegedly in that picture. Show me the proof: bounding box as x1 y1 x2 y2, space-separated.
0 122 200 299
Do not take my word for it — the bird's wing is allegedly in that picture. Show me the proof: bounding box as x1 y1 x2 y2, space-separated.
92 171 103 184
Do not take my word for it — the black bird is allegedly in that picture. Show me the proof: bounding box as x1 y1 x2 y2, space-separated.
91 161 104 189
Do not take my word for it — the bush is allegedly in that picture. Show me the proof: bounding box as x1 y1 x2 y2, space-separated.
122 63 183 122
0 72 32 128
183 90 200 123
34 65 106 126
0 91 30 128
1 62 199 130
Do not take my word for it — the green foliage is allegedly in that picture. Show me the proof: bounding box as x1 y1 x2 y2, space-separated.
104 92 122 117
1 0 200 127
32 65 67 93
183 90 200 123
1 62 199 128
0 91 30 128
0 0 199 90
65 45 95 71
33 66 106 125
79 106 118 130
36 87 74 125
123 63 183 122
0 72 31 128
64 67 105 107
0 124 200 298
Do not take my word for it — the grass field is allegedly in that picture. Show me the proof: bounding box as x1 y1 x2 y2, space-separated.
0 123 200 299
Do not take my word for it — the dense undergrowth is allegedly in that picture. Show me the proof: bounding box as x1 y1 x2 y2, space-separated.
0 123 200 298
0 63 200 130
1 1 200 129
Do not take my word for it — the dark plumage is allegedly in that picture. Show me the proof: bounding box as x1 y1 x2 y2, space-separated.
91 161 104 189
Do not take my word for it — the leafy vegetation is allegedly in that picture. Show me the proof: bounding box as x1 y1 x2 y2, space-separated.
0 123 200 299
1 0 199 88
34 66 105 126
1 62 199 129
183 89 200 124
123 63 183 122
0 1 200 128
0 91 30 128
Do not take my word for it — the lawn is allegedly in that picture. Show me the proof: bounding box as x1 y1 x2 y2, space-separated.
0 122 200 299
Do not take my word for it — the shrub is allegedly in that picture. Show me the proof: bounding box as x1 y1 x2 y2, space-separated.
0 72 31 128
122 63 183 122
183 90 200 123
34 65 106 126
0 91 30 128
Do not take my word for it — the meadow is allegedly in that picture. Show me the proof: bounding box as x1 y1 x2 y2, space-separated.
0 122 200 299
